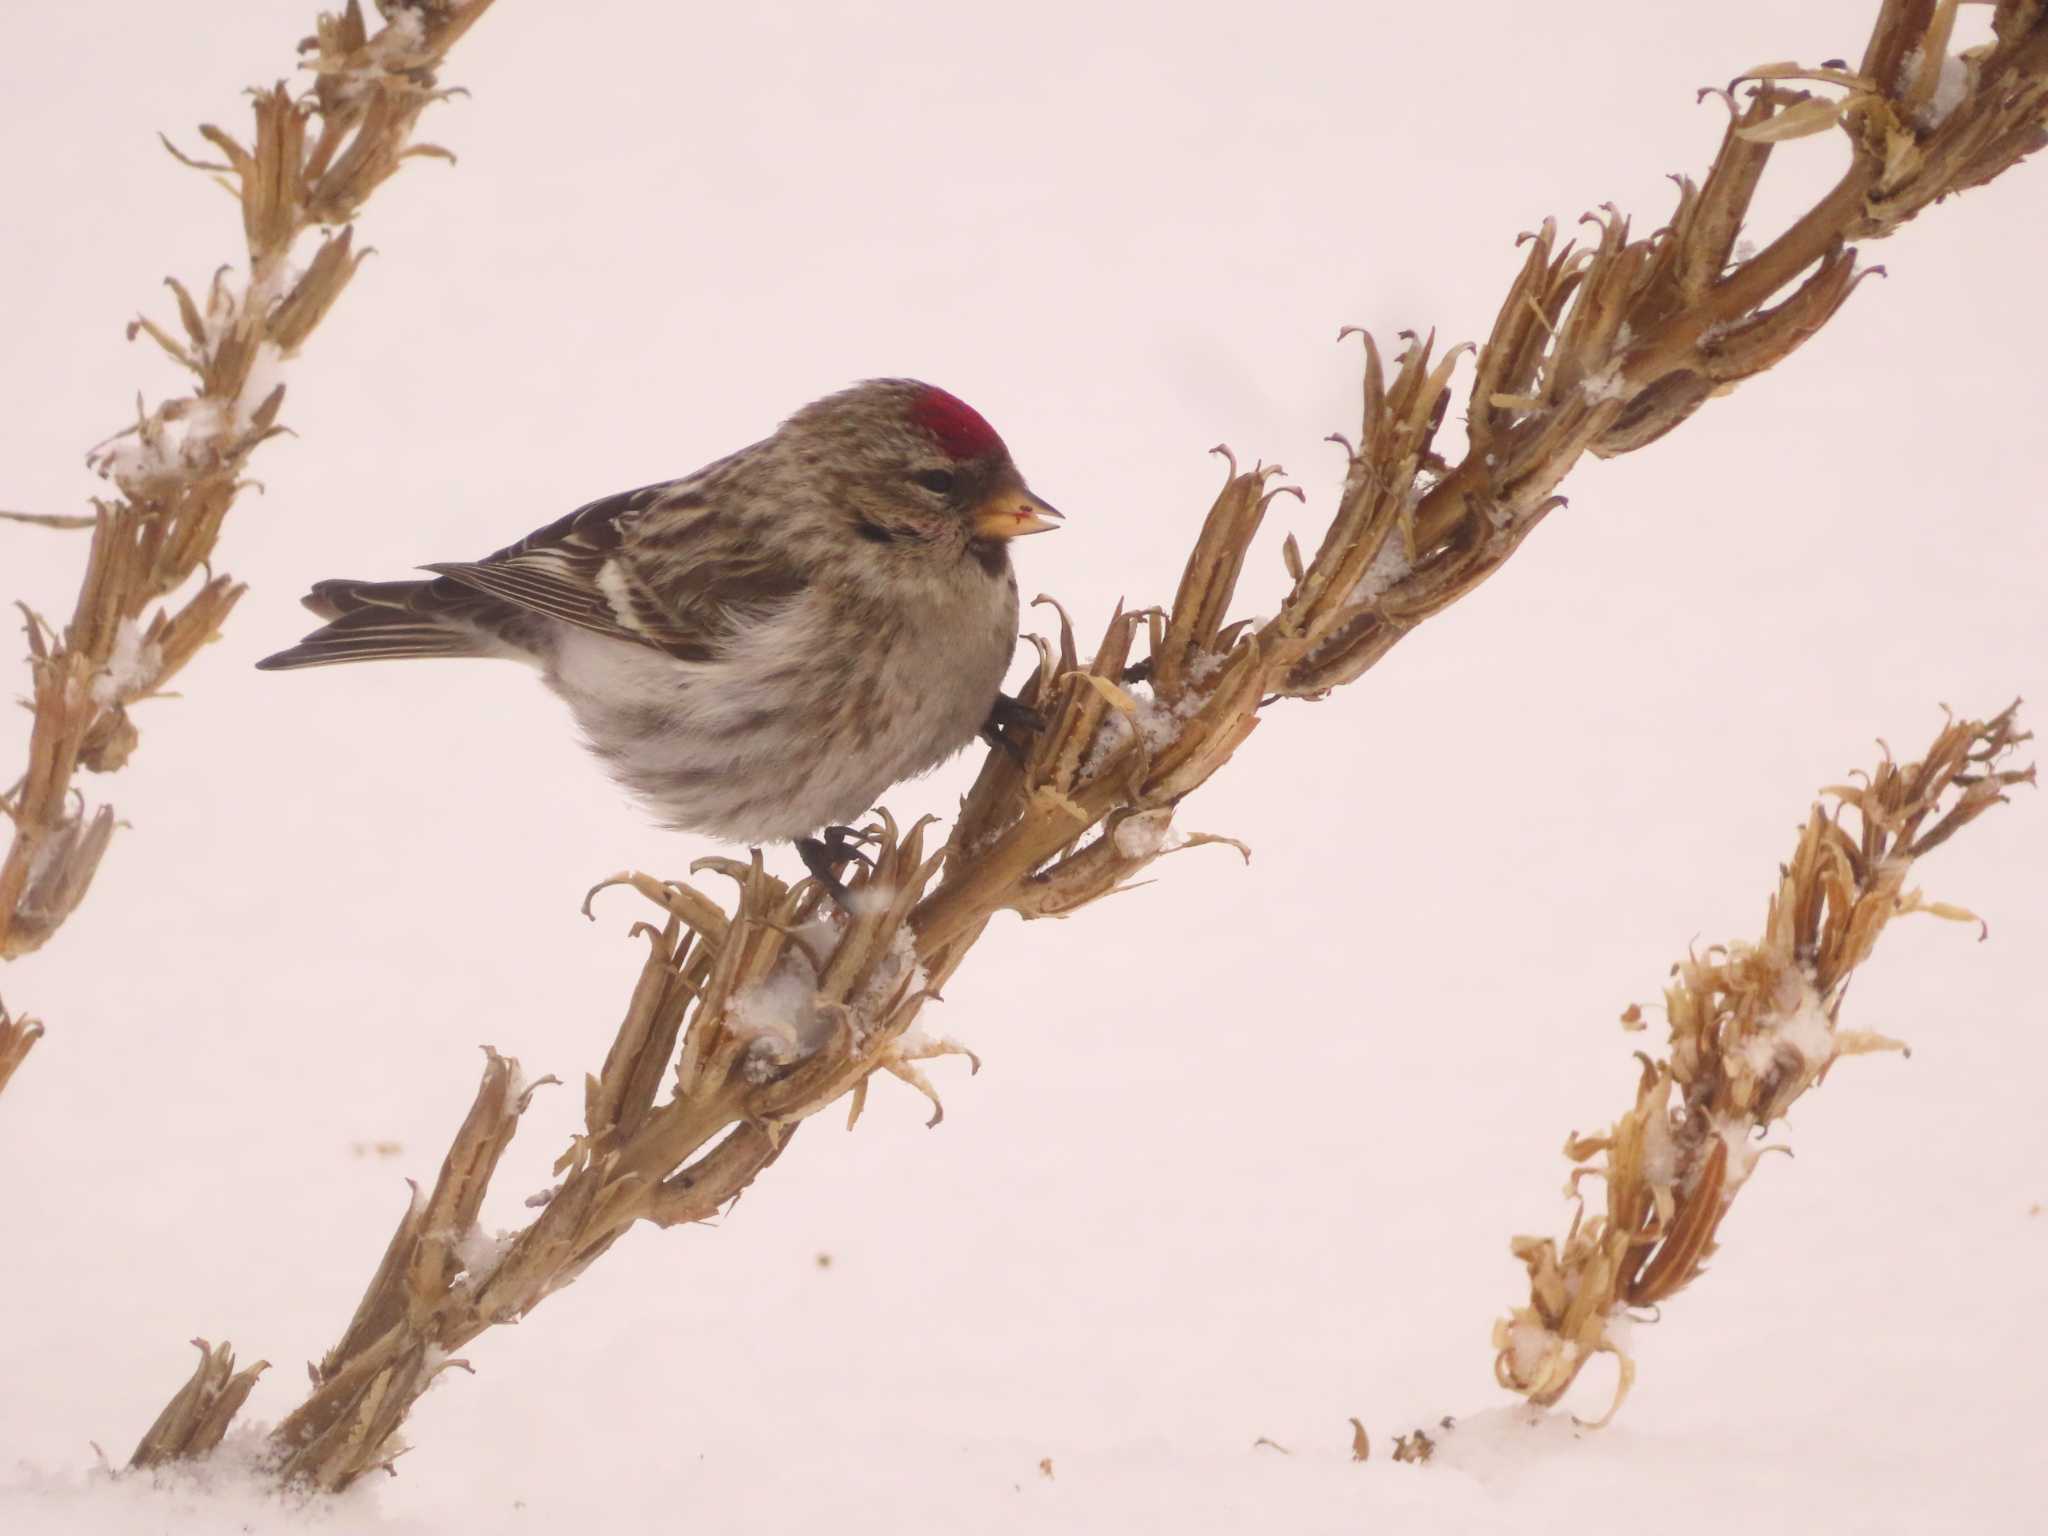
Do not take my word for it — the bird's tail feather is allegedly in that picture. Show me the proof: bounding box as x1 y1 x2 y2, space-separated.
256 578 497 670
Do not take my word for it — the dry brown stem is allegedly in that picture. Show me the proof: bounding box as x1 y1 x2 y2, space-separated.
130 1341 269 1471
1494 704 2035 1423
132 0 2048 1490
0 1 496 1026
259 828 936 1488
0 1000 43 1098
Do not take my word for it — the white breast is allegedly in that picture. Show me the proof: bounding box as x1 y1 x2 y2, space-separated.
541 566 1017 843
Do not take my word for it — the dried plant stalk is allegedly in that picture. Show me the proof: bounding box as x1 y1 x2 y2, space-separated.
1494 705 2035 1422
135 0 2048 1489
0 1001 43 1098
253 827 942 1488
130 1341 269 1471
0 0 496 1004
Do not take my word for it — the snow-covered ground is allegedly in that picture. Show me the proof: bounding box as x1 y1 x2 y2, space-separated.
3 2 2043 1532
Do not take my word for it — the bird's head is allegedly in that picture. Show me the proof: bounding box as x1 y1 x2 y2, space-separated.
781 379 1061 568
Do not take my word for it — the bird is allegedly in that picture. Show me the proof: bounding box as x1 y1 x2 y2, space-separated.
256 379 1061 887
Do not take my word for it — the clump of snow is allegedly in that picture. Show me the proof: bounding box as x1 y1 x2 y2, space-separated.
1707 1112 1763 1202
1506 1319 1561 1384
1112 808 1179 860
0 1427 407 1534
1347 532 1412 605
1079 707 1134 777
1079 679 1210 778
1425 1402 1588 1486
892 1022 935 1059
385 7 428 53
1739 987 1834 1080
855 924 927 1017
842 881 895 919
1929 54 1969 126
1130 686 1187 755
96 425 188 491
727 967 826 1081
233 341 286 424
96 263 297 494
1581 361 1631 404
1732 237 1757 264
454 1223 517 1283
246 258 298 314
90 618 162 707
320 6 435 105
1639 1104 1678 1188
1899 45 1970 129
1733 969 1836 1115
178 397 227 442
786 911 840 971
1897 44 1926 94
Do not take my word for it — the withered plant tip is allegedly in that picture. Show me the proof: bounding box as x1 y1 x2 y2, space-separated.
1495 704 2033 1423
0 0 495 1021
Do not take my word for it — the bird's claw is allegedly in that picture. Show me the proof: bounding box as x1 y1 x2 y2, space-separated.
797 824 879 906
820 823 878 869
979 692 1047 764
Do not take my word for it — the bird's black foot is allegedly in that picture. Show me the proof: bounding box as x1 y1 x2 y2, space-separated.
796 824 877 908
979 692 1047 764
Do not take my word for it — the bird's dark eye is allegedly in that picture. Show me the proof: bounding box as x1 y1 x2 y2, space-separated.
911 469 957 495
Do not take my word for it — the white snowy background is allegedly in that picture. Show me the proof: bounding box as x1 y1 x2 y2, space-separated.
3 2 2044 1532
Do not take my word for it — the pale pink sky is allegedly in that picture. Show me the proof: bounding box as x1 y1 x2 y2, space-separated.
3 3 2043 1532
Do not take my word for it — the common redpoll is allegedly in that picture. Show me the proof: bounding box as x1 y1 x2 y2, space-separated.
257 380 1060 874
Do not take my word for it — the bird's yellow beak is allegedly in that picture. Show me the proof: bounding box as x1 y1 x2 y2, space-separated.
971 487 1063 540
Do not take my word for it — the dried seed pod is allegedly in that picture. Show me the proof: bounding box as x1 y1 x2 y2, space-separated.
1496 707 2031 1420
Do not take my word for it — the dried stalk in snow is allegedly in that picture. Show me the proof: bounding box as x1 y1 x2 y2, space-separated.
134 0 2048 1489
163 831 942 1487
130 1341 269 1470
1495 705 2034 1422
0 1 496 1029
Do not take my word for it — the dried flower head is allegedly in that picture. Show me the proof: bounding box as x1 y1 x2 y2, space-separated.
1494 705 2033 1423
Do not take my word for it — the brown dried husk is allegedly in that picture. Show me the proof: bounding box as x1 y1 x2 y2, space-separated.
1493 705 2033 1423
1 0 496 975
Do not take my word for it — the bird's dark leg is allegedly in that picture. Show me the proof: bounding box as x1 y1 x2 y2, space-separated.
796 824 877 907
979 692 1048 764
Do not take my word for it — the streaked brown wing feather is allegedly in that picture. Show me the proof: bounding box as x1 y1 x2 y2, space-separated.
427 472 805 662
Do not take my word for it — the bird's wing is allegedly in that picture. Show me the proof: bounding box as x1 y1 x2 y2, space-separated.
426 475 805 662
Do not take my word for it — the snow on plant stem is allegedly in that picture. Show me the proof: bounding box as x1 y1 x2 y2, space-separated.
1494 705 2032 1424
0 0 499 966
